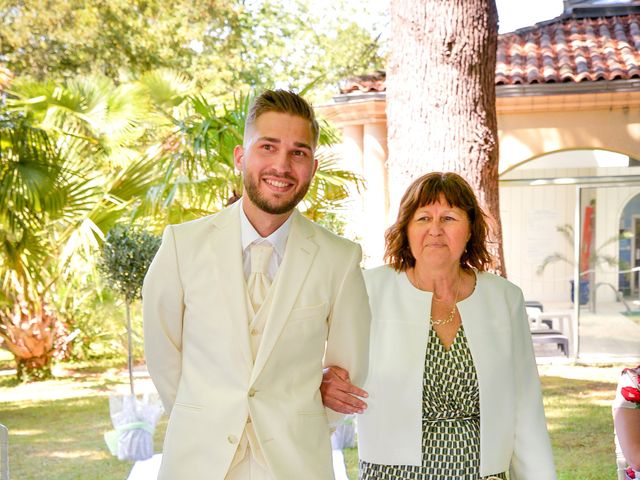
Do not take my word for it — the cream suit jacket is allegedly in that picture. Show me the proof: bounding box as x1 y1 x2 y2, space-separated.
357 266 556 480
142 203 370 479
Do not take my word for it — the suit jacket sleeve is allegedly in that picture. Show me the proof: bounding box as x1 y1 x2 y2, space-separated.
509 289 557 479
323 243 371 426
143 225 185 413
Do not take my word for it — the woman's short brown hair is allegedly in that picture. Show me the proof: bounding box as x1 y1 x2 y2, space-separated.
384 172 494 272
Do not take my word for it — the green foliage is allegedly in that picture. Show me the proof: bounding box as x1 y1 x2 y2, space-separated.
0 52 364 374
0 0 384 103
7 74 159 170
227 0 384 102
0 111 65 288
0 111 71 379
0 0 239 83
0 78 164 377
52 269 142 361
1 75 166 281
99 226 161 303
146 90 362 231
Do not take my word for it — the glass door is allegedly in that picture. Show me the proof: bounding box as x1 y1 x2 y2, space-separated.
575 183 640 361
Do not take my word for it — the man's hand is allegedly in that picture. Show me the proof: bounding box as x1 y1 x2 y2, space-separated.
320 366 368 414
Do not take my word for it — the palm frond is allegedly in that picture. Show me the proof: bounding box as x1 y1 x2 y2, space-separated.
317 118 341 146
0 113 68 229
536 253 573 275
9 75 150 161
137 69 195 109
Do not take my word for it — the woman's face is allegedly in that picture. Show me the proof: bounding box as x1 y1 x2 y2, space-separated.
407 194 471 270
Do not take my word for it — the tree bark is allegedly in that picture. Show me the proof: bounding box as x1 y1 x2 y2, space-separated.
387 0 505 275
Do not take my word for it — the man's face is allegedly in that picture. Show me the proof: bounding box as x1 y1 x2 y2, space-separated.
234 111 318 215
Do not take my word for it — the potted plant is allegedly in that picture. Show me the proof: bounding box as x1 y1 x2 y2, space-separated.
99 224 163 461
536 224 620 306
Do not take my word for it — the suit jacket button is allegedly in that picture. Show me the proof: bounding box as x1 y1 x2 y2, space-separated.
227 435 238 444
248 388 257 397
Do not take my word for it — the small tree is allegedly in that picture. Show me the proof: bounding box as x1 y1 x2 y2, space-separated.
99 225 160 394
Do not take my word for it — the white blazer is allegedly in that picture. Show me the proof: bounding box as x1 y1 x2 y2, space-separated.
357 266 556 480
142 202 370 479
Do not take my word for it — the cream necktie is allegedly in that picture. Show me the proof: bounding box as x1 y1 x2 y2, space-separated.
247 243 274 312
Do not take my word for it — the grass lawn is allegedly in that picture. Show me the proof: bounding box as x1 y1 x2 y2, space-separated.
0 360 622 479
0 358 168 480
538 364 620 480
341 366 620 480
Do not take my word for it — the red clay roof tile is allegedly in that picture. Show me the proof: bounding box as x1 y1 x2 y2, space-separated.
339 14 640 92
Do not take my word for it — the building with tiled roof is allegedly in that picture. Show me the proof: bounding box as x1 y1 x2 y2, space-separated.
339 6 640 90
320 1 640 359
496 14 640 85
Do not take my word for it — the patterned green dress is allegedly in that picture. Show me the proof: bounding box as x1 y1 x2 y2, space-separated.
359 326 507 480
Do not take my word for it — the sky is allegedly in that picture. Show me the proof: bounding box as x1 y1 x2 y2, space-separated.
494 0 564 32
358 0 566 35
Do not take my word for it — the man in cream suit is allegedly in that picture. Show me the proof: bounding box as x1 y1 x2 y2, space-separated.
143 89 370 479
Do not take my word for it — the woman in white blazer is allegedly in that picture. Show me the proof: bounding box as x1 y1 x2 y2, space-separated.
325 172 556 479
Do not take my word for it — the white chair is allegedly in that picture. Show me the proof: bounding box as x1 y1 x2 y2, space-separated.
527 307 571 357
538 311 572 335
525 305 542 317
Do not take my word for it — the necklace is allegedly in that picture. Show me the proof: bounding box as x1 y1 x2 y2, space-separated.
429 271 461 326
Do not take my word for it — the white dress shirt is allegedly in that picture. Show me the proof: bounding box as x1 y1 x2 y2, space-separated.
239 199 293 282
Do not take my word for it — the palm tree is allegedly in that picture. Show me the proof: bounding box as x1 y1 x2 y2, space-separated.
0 76 163 379
0 111 68 379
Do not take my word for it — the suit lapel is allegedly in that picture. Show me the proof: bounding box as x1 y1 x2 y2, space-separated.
209 202 254 372
250 211 318 384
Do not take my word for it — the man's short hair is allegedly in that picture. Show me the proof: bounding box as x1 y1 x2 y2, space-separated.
245 89 320 147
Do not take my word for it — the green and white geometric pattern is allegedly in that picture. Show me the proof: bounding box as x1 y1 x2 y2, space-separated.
360 327 507 480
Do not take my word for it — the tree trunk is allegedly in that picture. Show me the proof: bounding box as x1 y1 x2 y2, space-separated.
387 0 505 275
125 299 135 396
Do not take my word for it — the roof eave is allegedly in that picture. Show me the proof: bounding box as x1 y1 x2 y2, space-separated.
332 92 387 103
497 79 640 97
